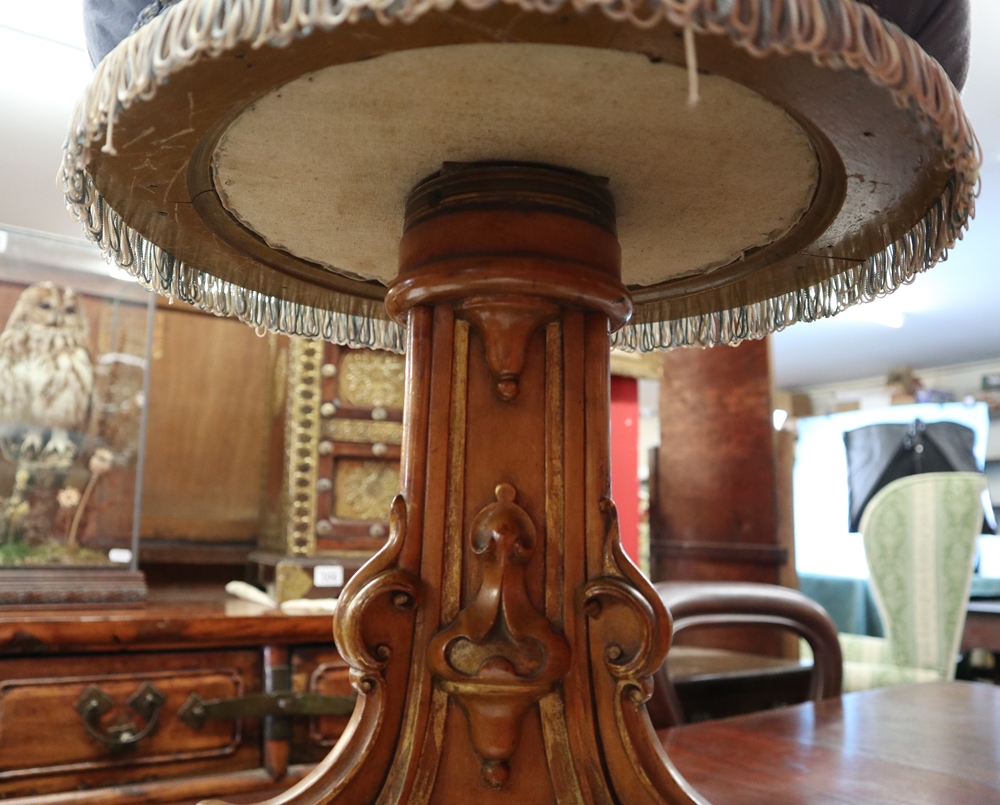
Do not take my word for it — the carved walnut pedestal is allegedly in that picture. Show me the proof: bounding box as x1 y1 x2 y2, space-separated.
207 164 705 805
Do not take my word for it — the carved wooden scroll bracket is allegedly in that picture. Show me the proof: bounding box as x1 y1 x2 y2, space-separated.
584 498 672 706
334 494 421 692
428 483 571 787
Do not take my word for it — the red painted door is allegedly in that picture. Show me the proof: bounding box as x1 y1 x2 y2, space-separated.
610 375 640 566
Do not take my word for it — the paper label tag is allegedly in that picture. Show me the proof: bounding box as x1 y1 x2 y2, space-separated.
108 548 133 564
313 564 346 588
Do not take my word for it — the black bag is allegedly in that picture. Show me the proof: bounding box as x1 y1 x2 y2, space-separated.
844 419 994 533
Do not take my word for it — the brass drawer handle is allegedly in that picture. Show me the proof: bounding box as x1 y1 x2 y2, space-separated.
75 682 167 750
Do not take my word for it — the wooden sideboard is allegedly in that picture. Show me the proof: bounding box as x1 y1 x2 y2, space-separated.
0 587 349 804
964 601 1000 653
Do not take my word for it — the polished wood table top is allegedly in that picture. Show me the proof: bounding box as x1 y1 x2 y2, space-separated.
662 681 1000 805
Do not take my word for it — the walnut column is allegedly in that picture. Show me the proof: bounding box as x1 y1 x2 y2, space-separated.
211 164 705 805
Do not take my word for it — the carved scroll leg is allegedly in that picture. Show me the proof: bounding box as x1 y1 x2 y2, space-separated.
584 501 710 805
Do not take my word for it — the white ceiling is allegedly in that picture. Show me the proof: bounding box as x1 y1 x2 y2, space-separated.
0 0 997 390
772 1 1000 389
0 1 90 239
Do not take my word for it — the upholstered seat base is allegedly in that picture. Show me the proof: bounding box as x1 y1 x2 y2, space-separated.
838 633 944 693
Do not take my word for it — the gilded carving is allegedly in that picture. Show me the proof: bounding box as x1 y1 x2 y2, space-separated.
339 352 405 409
544 321 564 624
580 499 707 805
275 562 314 602
284 339 322 556
333 460 400 521
428 483 571 787
442 319 470 624
323 419 403 445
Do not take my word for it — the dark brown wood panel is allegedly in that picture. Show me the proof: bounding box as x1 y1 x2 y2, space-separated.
289 646 355 762
0 649 261 798
0 587 352 801
654 337 778 555
141 310 280 545
669 647 812 724
964 602 1000 653
652 338 783 655
2 765 309 805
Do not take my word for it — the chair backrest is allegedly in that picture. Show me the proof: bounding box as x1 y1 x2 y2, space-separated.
860 471 986 678
648 582 842 728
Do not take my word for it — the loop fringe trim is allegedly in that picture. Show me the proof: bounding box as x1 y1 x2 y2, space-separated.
611 180 963 351
60 0 979 352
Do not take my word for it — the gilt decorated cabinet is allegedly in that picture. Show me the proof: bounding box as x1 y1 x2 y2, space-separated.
248 339 404 602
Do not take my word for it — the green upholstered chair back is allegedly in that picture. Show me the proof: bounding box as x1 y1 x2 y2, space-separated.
860 472 986 678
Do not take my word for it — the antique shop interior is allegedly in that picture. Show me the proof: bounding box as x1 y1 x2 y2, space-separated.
0 1 998 804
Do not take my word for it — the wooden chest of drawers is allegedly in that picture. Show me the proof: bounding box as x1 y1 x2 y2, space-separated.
0 587 350 804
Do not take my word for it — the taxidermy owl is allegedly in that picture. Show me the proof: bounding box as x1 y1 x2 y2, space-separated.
0 282 94 460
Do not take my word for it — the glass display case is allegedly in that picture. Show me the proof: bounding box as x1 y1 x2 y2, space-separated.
0 226 152 605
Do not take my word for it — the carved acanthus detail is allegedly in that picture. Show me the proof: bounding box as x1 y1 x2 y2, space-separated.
458 296 559 401
428 483 570 787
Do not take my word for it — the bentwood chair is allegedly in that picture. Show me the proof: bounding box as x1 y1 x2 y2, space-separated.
648 582 842 728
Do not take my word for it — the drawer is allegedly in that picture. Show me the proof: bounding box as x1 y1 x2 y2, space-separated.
0 650 261 798
290 646 355 763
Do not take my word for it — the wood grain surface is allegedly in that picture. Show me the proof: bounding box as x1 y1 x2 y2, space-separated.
142 309 278 545
0 586 334 655
654 338 777 562
0 649 261 798
653 339 783 657
964 602 1000 653
663 681 1000 805
4 766 310 805
0 587 349 803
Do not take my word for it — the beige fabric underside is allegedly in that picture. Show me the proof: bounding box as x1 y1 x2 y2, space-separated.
214 43 818 287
